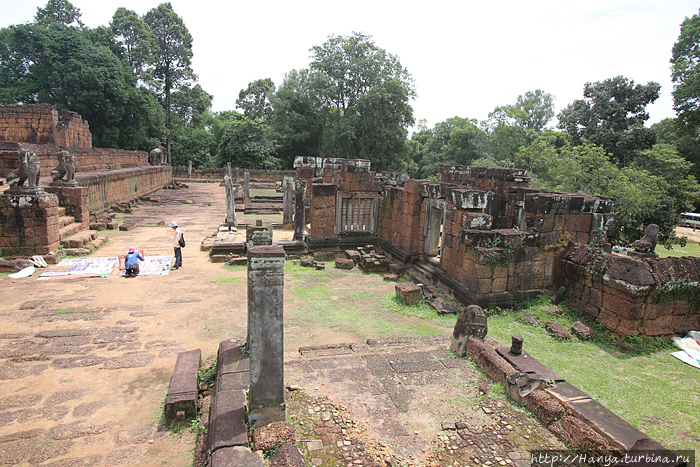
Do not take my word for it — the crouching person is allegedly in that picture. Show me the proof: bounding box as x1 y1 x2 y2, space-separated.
125 246 144 277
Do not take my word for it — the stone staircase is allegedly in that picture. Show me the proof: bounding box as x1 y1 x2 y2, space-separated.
58 206 108 255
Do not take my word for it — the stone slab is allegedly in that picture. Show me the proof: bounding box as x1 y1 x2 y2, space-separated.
210 446 265 467
217 338 248 377
496 347 564 382
545 381 591 404
164 349 201 425
218 371 249 392
566 398 649 450
209 390 248 452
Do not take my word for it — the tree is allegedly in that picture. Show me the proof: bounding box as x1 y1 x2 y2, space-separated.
515 137 700 240
236 78 275 121
482 106 534 163
557 76 660 166
143 2 194 164
34 0 83 28
671 10 700 138
270 69 324 167
514 89 555 133
0 22 164 150
345 78 414 171
110 7 153 77
309 32 414 161
216 115 280 169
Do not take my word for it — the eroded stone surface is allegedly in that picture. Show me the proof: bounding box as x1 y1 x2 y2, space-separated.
103 352 154 369
52 355 105 369
45 388 91 406
50 421 116 440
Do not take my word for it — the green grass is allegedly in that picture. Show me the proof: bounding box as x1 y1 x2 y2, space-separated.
485 295 699 451
284 263 453 343
210 277 243 283
657 239 700 258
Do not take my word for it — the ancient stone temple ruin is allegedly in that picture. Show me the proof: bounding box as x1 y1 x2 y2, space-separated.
0 104 171 258
294 156 699 338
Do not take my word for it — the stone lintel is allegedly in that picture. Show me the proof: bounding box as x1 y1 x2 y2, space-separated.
164 349 201 425
495 347 565 382
565 398 649 451
545 381 591 403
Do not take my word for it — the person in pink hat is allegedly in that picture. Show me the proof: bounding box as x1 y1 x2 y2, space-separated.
124 246 145 277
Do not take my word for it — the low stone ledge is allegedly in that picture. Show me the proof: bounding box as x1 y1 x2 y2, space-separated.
560 415 611 451
465 338 516 386
164 349 201 426
524 389 565 425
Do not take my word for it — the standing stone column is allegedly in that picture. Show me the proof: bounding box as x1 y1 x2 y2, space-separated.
293 180 307 241
243 172 250 203
224 173 237 230
235 167 240 184
282 176 294 226
247 245 286 428
188 160 192 178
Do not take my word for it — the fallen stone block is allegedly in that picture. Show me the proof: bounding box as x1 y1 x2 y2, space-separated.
314 261 325 270
119 222 137 231
545 321 572 339
335 258 354 270
572 321 595 339
299 257 314 267
383 273 398 281
164 349 201 426
395 283 422 304
344 250 361 262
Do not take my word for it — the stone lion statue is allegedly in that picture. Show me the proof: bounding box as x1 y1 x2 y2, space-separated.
632 224 659 254
7 150 40 188
50 150 77 185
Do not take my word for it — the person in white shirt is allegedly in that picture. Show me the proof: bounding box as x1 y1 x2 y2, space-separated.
171 221 183 269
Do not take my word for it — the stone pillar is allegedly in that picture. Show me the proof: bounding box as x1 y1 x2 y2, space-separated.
282 176 294 227
224 173 236 230
226 162 232 178
188 160 192 178
243 172 250 203
293 180 306 241
235 167 240 184
247 245 286 428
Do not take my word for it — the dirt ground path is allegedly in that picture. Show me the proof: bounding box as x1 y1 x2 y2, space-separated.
0 183 563 466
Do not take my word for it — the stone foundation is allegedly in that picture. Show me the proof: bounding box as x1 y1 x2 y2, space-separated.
0 192 60 255
558 242 700 336
0 142 149 178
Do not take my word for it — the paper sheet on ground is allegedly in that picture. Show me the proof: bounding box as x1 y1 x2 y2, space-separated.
671 351 700 369
671 332 700 370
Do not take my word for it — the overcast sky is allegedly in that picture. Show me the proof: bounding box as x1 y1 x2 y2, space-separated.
2 0 698 132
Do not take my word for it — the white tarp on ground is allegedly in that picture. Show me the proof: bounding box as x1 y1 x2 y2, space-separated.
672 331 700 369
39 255 172 279
40 257 119 278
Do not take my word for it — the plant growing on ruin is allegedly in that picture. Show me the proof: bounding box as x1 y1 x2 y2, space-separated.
586 248 613 277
